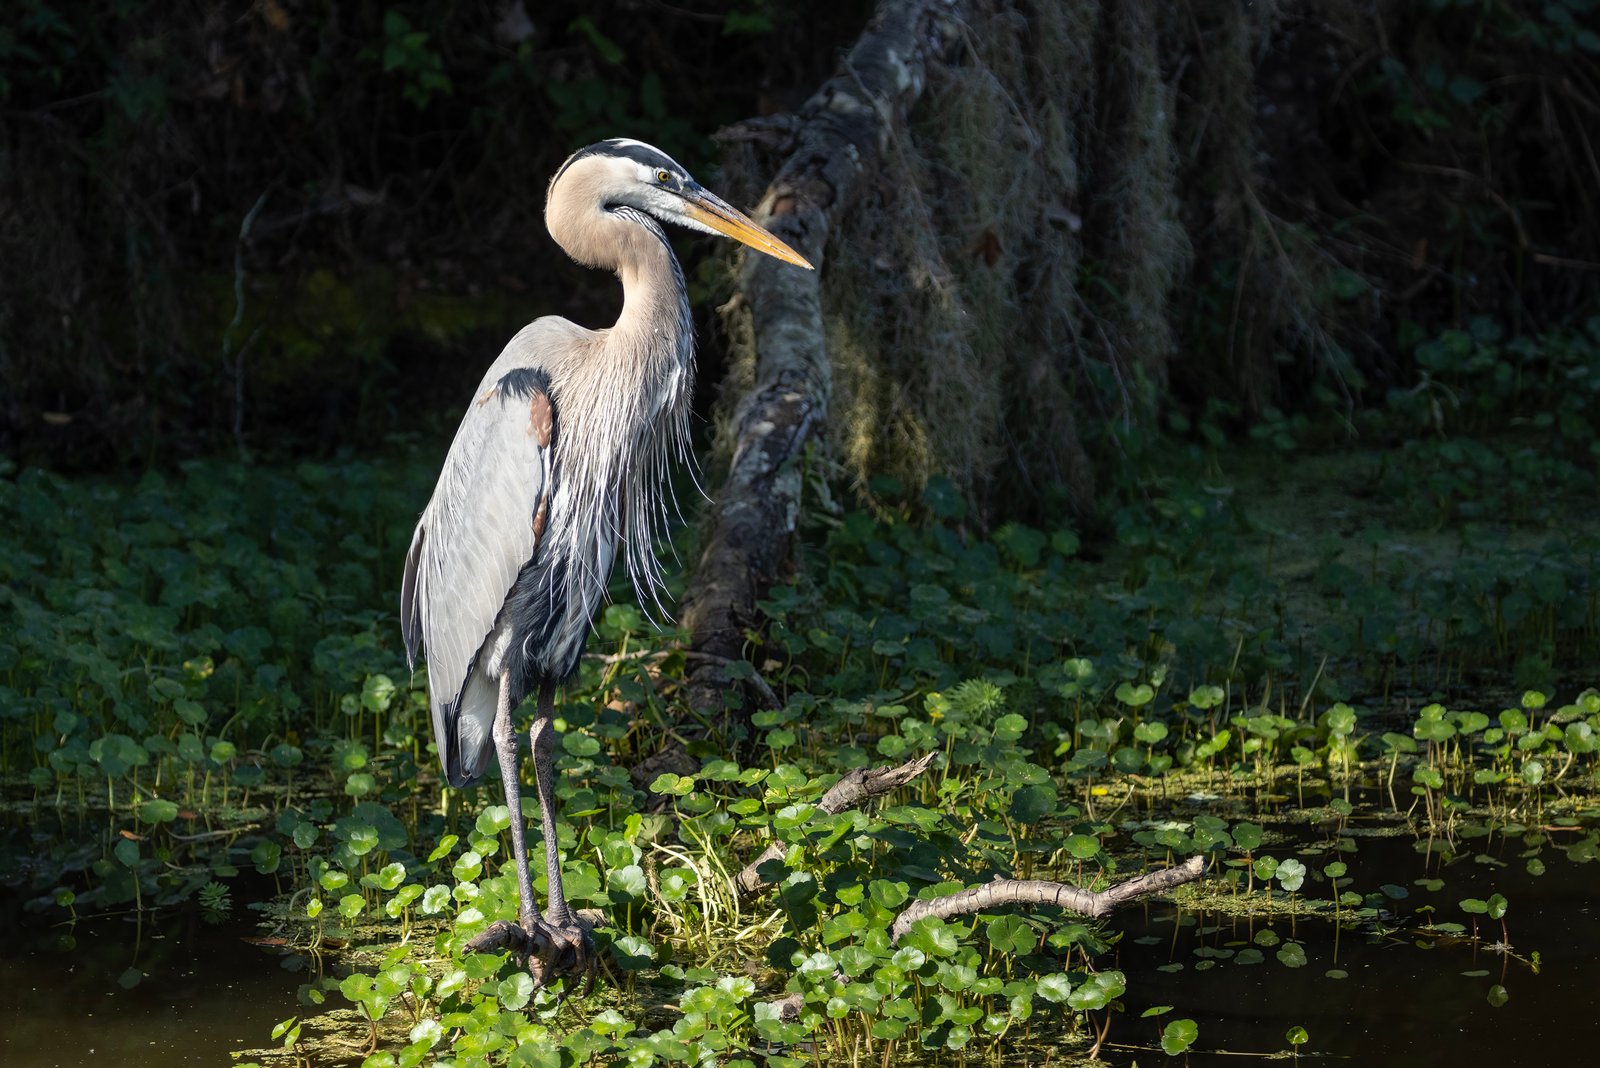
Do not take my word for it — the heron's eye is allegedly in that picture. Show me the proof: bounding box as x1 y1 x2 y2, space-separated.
656 169 672 184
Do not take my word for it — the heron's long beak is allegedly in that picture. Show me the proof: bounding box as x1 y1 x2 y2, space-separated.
682 187 814 270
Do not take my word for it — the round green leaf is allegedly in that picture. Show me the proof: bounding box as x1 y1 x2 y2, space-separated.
1161 1019 1198 1056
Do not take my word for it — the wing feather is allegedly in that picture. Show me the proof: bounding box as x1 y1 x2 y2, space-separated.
400 330 573 785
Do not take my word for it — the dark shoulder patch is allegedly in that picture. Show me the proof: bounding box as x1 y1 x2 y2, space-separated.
497 368 557 449
497 367 552 400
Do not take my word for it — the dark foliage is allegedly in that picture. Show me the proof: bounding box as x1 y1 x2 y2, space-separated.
0 0 857 465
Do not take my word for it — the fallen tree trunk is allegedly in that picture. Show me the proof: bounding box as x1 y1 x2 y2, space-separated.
681 0 966 716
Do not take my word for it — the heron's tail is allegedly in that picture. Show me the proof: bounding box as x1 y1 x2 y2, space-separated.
435 669 498 788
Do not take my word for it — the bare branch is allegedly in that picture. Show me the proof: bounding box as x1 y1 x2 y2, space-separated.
766 855 1206 1020
736 753 936 895
890 855 1209 941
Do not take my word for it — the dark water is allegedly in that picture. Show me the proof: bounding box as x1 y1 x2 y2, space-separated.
1108 828 1599 1066
0 898 301 1067
2 820 1594 1065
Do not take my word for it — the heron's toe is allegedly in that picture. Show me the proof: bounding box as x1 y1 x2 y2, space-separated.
525 916 597 997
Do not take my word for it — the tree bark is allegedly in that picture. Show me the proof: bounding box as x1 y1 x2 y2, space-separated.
681 0 966 716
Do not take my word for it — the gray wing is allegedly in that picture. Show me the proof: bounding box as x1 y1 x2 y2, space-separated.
401 348 562 786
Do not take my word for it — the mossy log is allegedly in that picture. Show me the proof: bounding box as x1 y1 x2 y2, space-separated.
680 0 967 716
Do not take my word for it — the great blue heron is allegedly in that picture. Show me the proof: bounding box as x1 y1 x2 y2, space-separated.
400 138 811 990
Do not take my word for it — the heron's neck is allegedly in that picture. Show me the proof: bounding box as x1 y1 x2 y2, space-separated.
611 216 691 373
549 204 690 376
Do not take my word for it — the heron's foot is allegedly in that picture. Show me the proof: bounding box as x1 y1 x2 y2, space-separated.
525 914 595 996
462 915 596 999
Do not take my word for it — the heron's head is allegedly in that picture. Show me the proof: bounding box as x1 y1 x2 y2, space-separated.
548 138 813 270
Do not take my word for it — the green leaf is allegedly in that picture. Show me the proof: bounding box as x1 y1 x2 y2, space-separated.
1133 721 1169 745
474 807 511 836
374 862 406 891
498 973 534 1011
612 934 655 971
1275 857 1306 892
1161 1019 1199 1056
1009 783 1058 824
421 885 451 915
138 799 179 824
902 918 960 958
427 834 458 863
1035 973 1072 1003
649 772 695 796
608 864 648 899
1115 682 1155 707
1064 833 1101 860
568 16 624 64
986 914 1036 956
870 879 910 909
1066 971 1124 1010
360 674 395 713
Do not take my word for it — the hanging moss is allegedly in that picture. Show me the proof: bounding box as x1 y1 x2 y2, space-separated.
717 0 1108 520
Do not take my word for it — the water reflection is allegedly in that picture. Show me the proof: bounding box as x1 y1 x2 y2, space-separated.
1108 828 1597 1066
0 895 299 1067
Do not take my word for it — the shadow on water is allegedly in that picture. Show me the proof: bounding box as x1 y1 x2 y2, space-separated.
0 893 301 1067
1105 824 1598 1066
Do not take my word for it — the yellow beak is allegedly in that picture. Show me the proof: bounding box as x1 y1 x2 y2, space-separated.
682 187 814 270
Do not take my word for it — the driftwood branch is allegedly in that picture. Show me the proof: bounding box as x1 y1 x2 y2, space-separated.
890 855 1209 941
771 855 1208 1020
681 0 967 714
736 752 936 895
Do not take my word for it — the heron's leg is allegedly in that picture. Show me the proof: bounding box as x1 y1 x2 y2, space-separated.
527 679 594 994
529 681 570 925
466 677 593 993
463 672 546 964
493 671 540 932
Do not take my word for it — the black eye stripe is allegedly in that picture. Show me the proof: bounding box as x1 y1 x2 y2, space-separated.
551 140 687 192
